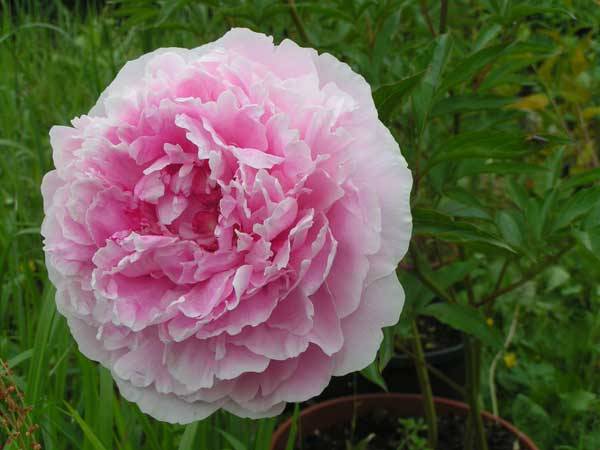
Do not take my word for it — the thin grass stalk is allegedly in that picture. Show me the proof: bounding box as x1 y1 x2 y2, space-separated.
410 320 438 448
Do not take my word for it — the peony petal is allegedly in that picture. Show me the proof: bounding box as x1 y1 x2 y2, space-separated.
333 273 405 375
42 27 412 425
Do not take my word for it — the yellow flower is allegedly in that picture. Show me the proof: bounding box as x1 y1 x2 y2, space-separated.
486 317 494 327
503 352 517 369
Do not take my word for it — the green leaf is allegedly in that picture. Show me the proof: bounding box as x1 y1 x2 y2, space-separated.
431 95 515 116
552 187 600 231
285 404 300 450
412 33 453 136
525 198 543 241
413 208 515 252
26 287 57 406
441 43 507 91
97 368 114 449
379 327 395 371
6 348 33 369
64 403 109 450
573 228 600 263
560 390 597 414
346 433 375 450
294 3 355 23
254 418 277 450
373 72 423 123
360 360 388 391
506 5 576 21
426 131 537 170
217 429 248 450
433 260 480 289
512 395 552 447
178 422 199 450
507 179 530 211
560 168 600 191
422 302 503 348
457 161 549 178
442 187 492 220
545 266 570 292
495 211 522 248
370 12 400 84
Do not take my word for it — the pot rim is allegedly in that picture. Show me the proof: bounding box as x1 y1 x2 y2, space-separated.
390 341 464 365
270 393 538 450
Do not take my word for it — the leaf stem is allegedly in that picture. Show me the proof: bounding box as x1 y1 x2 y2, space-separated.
409 244 456 303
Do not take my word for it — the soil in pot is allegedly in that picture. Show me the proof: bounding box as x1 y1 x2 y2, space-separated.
401 315 463 353
316 316 465 401
302 408 515 450
384 315 465 399
272 395 537 450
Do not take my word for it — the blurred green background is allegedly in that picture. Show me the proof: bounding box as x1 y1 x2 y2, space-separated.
1 0 600 449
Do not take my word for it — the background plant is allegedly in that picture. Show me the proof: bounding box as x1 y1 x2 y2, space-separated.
1 0 599 449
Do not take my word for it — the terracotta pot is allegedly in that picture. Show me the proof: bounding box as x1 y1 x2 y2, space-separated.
270 393 538 450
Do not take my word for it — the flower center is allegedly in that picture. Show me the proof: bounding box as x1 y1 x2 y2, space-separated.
134 157 223 251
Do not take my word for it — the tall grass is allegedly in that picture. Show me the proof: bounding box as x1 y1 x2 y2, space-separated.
0 1 277 448
2 1 600 449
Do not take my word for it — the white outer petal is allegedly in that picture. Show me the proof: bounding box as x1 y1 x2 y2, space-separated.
115 379 223 424
332 274 405 375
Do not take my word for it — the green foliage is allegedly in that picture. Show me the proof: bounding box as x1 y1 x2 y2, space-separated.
1 0 600 449
395 418 429 450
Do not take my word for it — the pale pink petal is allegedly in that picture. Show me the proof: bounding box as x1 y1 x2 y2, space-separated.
333 273 405 375
42 27 412 424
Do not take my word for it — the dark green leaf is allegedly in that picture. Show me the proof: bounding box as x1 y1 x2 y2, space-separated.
360 360 388 391
413 208 515 252
379 327 395 372
506 5 576 21
512 395 552 448
426 131 538 170
431 95 515 117
496 211 522 248
560 168 600 191
373 72 423 123
441 43 507 91
422 302 503 348
457 161 549 178
552 187 600 231
413 33 453 135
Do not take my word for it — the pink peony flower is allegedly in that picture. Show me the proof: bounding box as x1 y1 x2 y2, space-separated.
41 28 412 423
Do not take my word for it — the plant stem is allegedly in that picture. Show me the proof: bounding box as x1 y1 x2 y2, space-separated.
419 0 437 37
476 245 571 307
286 0 310 45
464 338 488 450
439 0 448 34
410 320 438 449
409 244 456 303
396 341 466 397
